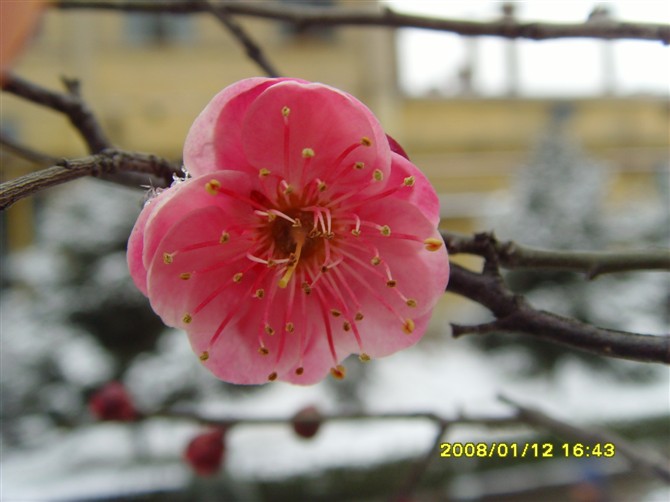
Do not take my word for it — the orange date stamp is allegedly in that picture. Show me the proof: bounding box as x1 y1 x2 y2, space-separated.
439 442 615 459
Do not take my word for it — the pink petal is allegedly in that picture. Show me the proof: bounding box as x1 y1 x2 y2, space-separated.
142 171 255 272
127 188 177 295
241 81 390 190
386 152 442 227
184 78 305 178
145 204 256 329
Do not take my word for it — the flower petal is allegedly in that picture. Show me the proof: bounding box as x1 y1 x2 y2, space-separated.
184 78 305 178
241 81 390 190
386 152 442 227
127 188 177 295
141 171 256 272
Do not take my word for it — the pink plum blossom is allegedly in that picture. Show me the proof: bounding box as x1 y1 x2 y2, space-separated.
127 78 449 385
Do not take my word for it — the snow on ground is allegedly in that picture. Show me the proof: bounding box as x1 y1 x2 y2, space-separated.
3 312 668 500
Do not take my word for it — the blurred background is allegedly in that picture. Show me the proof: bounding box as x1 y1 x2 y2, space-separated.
1 0 668 500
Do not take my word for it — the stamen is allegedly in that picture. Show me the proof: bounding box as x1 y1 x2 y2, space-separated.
406 299 418 308
302 148 315 158
179 272 191 280
254 288 265 299
233 272 243 283
330 365 346 379
205 179 220 195
199 351 209 361
258 346 270 356
354 161 365 170
403 318 415 334
361 137 372 146
295 367 304 375
373 169 383 182
359 353 371 362
379 225 391 236
403 176 415 187
182 313 192 324
220 231 230 244
163 253 173 264
424 238 444 251
259 168 271 178
268 372 278 381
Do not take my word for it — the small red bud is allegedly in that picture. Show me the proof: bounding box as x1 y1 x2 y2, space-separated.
291 405 322 439
89 381 137 422
184 429 226 476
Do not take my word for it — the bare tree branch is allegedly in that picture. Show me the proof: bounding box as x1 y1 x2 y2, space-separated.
144 403 670 484
500 395 670 483
202 0 281 78
0 149 180 210
2 73 111 154
1 133 60 165
448 264 670 364
443 231 670 278
55 1 670 44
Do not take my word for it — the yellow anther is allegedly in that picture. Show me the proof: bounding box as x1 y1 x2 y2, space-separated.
285 322 294 333
254 288 265 299
302 148 315 158
406 299 418 308
267 213 277 222
179 272 191 280
330 365 347 380
233 272 243 283
283 184 294 195
373 169 384 182
282 106 291 117
351 229 361 237
343 321 351 332
355 312 364 321
182 313 192 324
371 256 381 266
259 168 271 178
354 161 365 170
317 180 327 192
361 137 372 147
163 252 174 265
380 225 391 236
295 367 304 376
403 176 415 187
205 179 220 195
359 353 371 362
424 237 443 252
403 318 415 335
268 372 278 381
220 231 230 244
330 309 342 317
265 324 275 336
199 351 209 361
386 280 397 288
258 346 270 356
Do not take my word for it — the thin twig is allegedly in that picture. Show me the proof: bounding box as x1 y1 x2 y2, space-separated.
392 421 450 502
55 1 670 44
448 264 670 364
443 231 670 278
0 133 60 165
500 395 670 483
2 73 111 154
202 0 281 78
0 149 180 210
